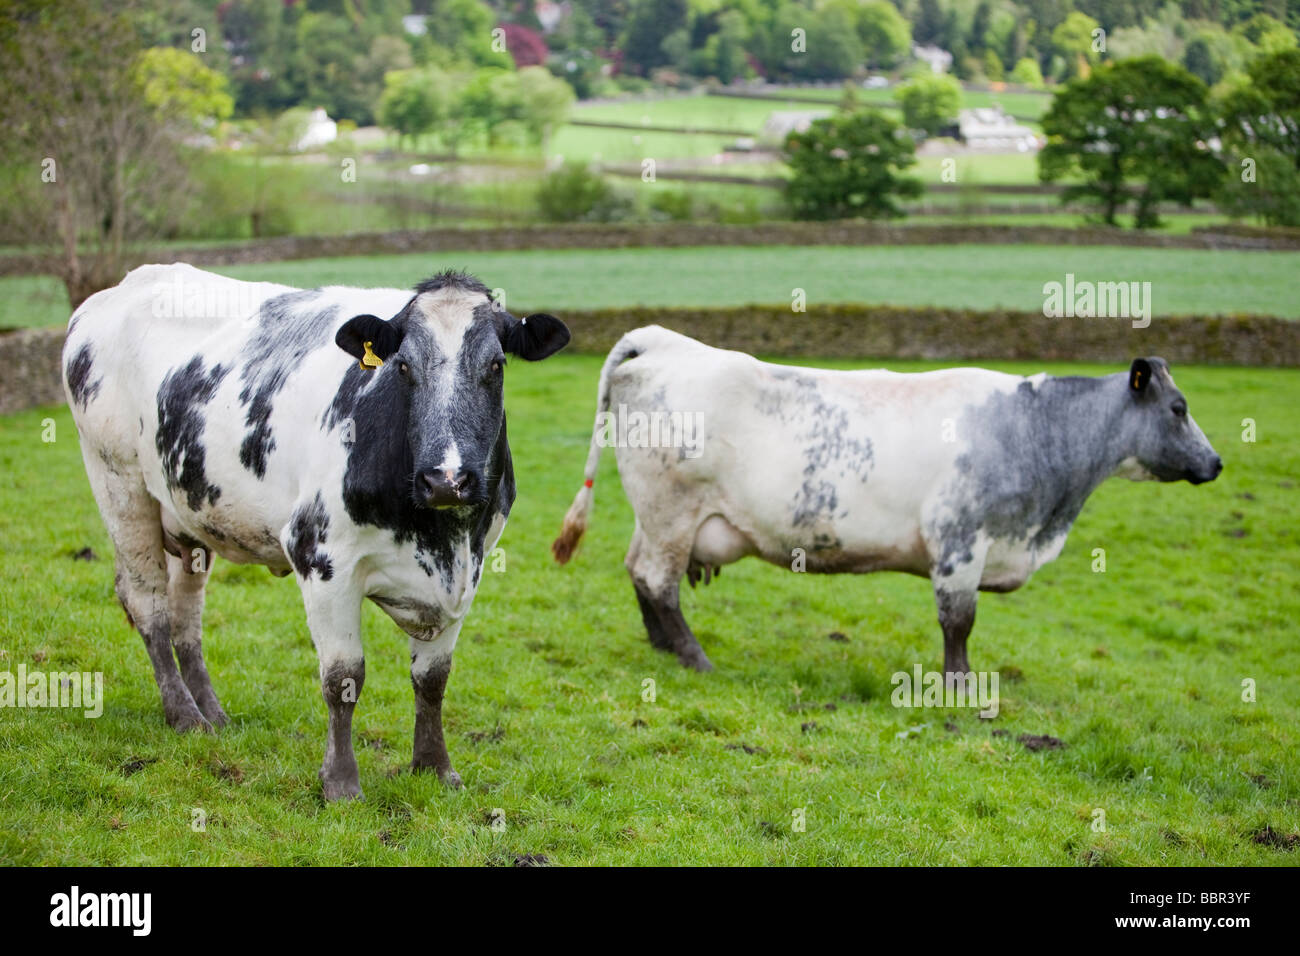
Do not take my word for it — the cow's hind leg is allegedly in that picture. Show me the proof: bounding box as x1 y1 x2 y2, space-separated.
409 623 462 789
625 527 712 672
165 546 228 727
100 483 209 732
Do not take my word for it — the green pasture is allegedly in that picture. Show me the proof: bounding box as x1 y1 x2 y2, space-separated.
0 356 1295 864
3 244 1295 331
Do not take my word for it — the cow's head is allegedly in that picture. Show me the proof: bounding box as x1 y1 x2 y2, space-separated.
1119 357 1222 485
335 272 568 508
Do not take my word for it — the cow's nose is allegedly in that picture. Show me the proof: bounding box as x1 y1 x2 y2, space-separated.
419 468 472 507
1212 456 1223 477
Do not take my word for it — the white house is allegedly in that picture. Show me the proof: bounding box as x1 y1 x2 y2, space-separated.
297 108 338 151
912 44 953 74
957 106 1039 152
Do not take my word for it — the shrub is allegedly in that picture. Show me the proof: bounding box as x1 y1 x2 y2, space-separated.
536 162 633 223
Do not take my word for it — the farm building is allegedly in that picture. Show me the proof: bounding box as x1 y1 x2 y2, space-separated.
957 106 1040 152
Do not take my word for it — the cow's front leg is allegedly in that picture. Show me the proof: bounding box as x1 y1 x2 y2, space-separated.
303 583 366 801
410 622 462 788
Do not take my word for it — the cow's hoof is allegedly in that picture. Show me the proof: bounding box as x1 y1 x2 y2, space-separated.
166 707 213 733
439 769 463 790
320 772 363 802
678 650 713 672
194 694 229 728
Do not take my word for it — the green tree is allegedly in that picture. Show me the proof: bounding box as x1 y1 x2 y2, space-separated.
782 109 923 220
1216 49 1300 226
1182 27 1244 87
377 68 453 148
514 65 576 148
1038 57 1224 227
1051 11 1101 80
983 47 1005 80
854 0 912 70
1232 14 1298 55
703 9 752 83
897 73 963 136
915 0 946 46
134 47 234 130
0 0 197 305
621 0 688 75
425 0 515 69
1009 56 1045 88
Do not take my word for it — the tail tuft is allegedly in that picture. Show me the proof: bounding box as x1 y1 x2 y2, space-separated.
551 483 592 564
552 330 651 566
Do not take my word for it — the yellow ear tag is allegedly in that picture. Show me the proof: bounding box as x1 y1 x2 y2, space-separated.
360 340 383 370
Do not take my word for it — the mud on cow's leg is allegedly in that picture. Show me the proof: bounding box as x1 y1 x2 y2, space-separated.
625 528 712 672
164 546 228 727
409 623 463 789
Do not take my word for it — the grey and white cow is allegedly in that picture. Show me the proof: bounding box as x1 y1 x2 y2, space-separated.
63 264 568 800
553 326 1222 673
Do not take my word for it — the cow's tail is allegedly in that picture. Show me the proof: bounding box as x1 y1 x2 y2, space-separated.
551 331 646 564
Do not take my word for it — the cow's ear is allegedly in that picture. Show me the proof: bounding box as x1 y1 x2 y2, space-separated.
1129 358 1153 394
502 312 570 361
336 314 402 365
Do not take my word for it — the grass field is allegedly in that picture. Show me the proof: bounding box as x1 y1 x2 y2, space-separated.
4 244 1297 331
1 355 1296 865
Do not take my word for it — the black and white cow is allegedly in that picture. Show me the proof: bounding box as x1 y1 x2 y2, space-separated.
553 326 1222 673
63 264 568 800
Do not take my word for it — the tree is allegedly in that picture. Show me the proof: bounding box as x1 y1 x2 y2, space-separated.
621 0 688 75
703 9 752 83
501 22 549 68
983 47 1005 80
1232 14 1298 55
855 1 913 70
1038 57 1224 227
423 0 514 69
0 0 198 307
897 73 963 136
378 68 453 149
514 66 576 148
1182 27 1244 87
134 48 234 131
782 109 923 220
915 0 946 46
1051 11 1101 79
1216 49 1300 226
1009 56 1045 88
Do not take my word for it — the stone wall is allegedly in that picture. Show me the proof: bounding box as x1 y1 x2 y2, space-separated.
5 304 1294 415
4 221 1297 278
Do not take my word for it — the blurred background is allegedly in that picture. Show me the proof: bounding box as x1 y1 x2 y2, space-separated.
0 0 1296 333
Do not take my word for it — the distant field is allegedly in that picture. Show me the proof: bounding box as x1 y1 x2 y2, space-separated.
2 356 1296 864
5 243 1296 330
783 84 1052 121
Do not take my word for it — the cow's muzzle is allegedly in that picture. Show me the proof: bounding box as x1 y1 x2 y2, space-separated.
1188 456 1224 485
418 468 479 508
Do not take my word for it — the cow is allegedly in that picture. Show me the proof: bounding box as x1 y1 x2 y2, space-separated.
63 264 569 800
552 326 1222 674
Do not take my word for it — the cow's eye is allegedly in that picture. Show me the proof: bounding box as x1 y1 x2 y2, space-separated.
397 360 410 377
1172 401 1187 418
490 359 503 373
